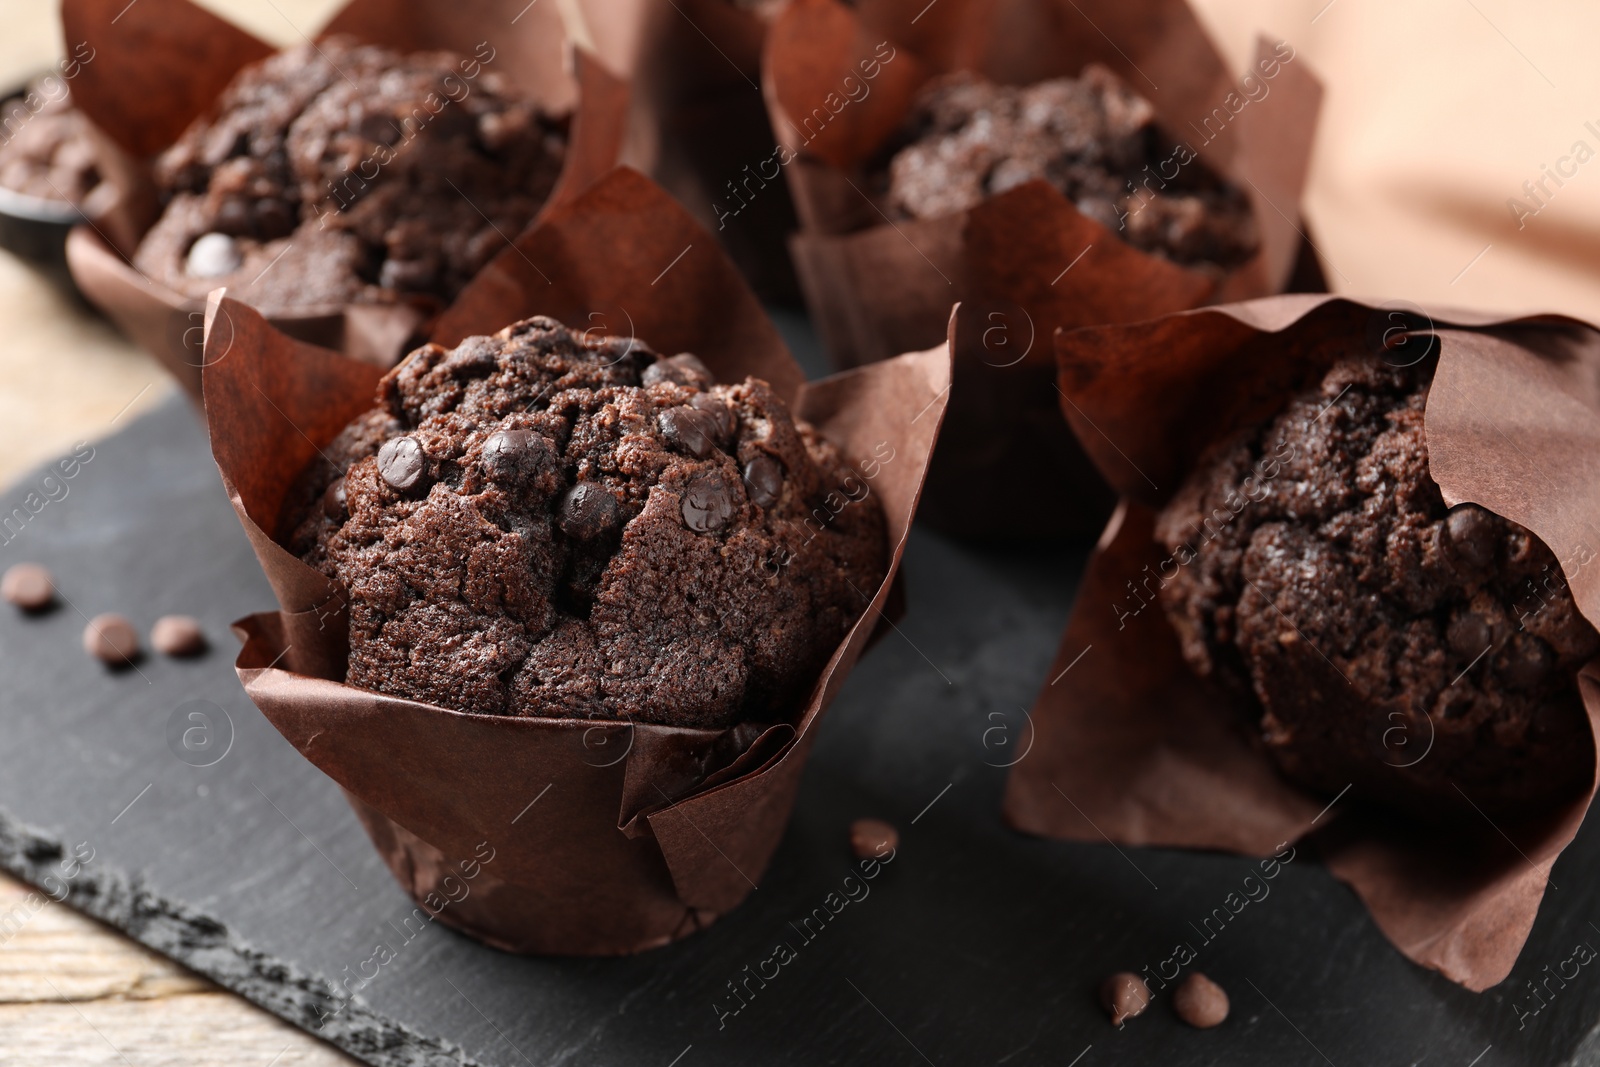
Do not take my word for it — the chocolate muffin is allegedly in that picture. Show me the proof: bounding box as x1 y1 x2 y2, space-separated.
1154 349 1598 818
281 316 888 729
133 38 565 316
0 83 101 205
883 66 1258 270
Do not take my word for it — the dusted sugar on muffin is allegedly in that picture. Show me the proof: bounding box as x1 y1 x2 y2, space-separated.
1154 351 1598 817
0 84 101 204
884 67 1258 270
282 316 888 729
133 38 565 316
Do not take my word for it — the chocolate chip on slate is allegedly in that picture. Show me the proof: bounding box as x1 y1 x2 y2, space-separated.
483 428 552 483
151 615 206 658
743 455 784 509
377 436 426 491
84 614 140 666
642 352 713 389
558 482 621 541
321 477 348 521
184 232 241 278
659 407 719 459
849 818 898 860
1173 972 1229 1028
682 473 734 533
1446 506 1498 569
2 563 54 611
1100 972 1150 1027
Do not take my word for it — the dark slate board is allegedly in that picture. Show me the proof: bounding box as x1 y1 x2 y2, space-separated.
2 318 1600 1067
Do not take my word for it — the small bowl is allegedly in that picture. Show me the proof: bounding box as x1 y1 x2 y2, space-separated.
0 78 96 289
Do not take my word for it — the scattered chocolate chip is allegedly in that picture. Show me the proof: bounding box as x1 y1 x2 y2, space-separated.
558 482 622 541
2 563 54 611
691 393 736 442
1173 972 1229 1028
483 428 553 483
83 614 140 666
849 818 898 860
681 473 734 533
1446 506 1498 569
150 615 206 657
642 352 714 389
1099 972 1150 1027
743 455 784 509
377 436 427 491
321 477 348 521
184 232 241 278
1447 611 1492 658
659 406 720 459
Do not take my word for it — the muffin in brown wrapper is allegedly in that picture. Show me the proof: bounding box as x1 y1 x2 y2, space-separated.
763 0 1322 539
60 0 629 402
1004 294 1600 989
204 167 953 954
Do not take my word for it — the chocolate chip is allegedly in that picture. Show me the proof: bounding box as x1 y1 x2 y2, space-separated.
642 352 714 389
215 198 252 236
1504 634 1554 689
483 428 553 483
558 482 622 541
849 818 898 860
359 112 403 145
1446 506 1498 569
184 232 241 278
2 563 54 611
743 455 784 509
254 197 294 239
83 614 139 666
659 406 720 459
321 477 348 521
1173 973 1229 1028
682 473 734 533
691 393 736 443
1100 972 1151 1027
377 436 427 491
1447 611 1492 658
150 615 206 657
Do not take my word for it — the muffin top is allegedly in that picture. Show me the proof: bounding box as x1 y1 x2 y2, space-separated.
1155 349 1598 817
884 66 1258 270
282 316 888 730
133 38 565 316
0 83 101 204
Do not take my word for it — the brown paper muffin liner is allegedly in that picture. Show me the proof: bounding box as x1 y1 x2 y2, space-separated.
59 0 630 402
1004 294 1600 990
604 0 803 301
203 166 953 955
763 0 1323 538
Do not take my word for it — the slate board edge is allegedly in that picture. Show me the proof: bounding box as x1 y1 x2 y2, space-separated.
0 804 477 1067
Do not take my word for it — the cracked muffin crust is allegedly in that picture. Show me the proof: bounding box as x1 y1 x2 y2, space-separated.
1155 349 1598 817
134 38 565 316
883 66 1258 270
282 316 888 730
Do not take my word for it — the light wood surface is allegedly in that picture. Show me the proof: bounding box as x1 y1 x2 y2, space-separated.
0 0 1595 1063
